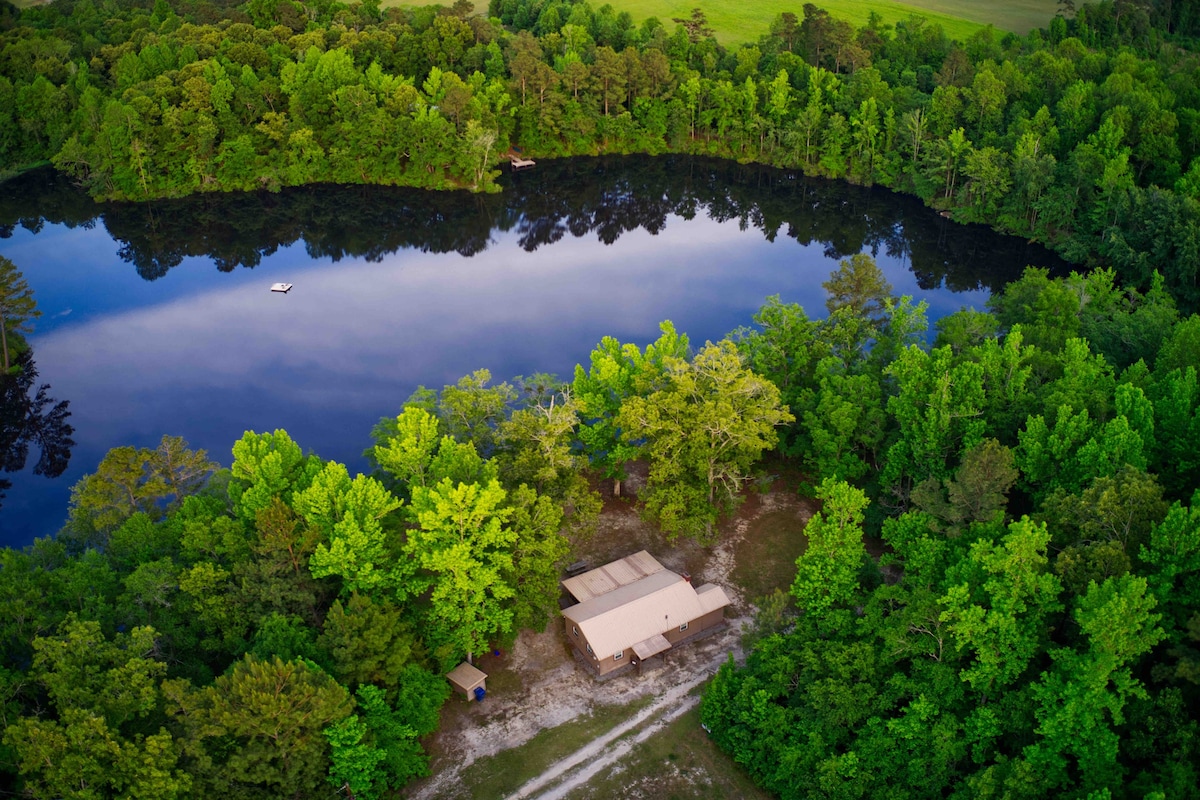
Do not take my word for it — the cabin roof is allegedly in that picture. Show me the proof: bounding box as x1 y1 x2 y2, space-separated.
561 549 665 603
562 567 731 657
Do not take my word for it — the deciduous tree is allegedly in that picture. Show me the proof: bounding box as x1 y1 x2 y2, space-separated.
618 339 792 542
405 478 516 665
791 478 868 616
572 321 689 496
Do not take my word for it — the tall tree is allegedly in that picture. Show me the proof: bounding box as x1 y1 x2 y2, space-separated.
618 339 793 542
939 517 1063 696
165 655 352 799
3 618 192 800
301 462 403 595
228 429 322 523
370 405 442 494
404 478 517 665
572 321 689 496
0 256 40 372
497 382 599 533
791 478 869 616
318 592 420 693
1026 575 1163 792
436 370 514 457
882 344 987 503
64 435 217 544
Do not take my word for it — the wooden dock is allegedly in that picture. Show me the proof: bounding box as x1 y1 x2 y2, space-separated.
510 156 536 170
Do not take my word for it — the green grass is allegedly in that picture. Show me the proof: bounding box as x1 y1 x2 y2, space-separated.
731 507 809 601
890 0 1059 34
456 697 654 800
386 0 1059 45
384 0 491 13
565 706 774 800
588 0 987 45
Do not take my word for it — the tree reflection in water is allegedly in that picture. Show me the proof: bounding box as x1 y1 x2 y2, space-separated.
0 155 1068 289
0 351 74 508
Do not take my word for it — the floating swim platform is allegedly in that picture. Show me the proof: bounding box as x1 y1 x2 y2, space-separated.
271 283 293 293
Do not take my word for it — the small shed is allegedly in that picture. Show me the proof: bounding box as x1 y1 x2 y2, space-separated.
446 662 488 701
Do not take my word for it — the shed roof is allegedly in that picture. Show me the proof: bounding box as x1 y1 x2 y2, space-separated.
446 662 487 692
562 570 730 658
632 633 672 660
561 550 665 603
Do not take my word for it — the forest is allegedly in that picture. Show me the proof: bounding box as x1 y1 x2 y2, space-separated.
0 250 1196 797
2 0 1200 797
701 264 1200 798
1 0 1200 306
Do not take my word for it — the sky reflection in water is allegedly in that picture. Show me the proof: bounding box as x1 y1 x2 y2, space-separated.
0 157 1060 546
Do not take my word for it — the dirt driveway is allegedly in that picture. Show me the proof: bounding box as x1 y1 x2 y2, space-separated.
408 486 809 800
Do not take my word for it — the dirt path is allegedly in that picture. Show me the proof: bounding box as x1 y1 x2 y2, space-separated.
503 643 739 800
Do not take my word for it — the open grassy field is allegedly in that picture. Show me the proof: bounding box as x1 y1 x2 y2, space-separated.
9 0 1054 42
569 0 1057 45
899 0 1059 34
385 0 1059 45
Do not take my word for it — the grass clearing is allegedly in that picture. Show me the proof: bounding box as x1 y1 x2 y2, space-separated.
385 0 1058 46
565 705 774 800
588 0 990 45
587 0 1061 45
456 696 655 800
731 506 810 601
893 0 1059 34
384 0 491 13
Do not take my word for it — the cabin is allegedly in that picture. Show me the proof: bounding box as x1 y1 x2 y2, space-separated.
561 551 730 677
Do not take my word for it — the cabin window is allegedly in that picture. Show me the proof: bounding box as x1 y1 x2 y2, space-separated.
679 621 689 632
614 650 623 661
572 625 579 637
585 643 592 654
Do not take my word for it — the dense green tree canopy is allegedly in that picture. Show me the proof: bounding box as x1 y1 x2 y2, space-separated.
702 266 1200 799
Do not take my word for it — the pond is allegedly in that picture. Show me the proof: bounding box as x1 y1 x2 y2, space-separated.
0 155 1067 548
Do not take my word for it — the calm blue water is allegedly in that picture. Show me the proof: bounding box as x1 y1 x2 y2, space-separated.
0 157 1066 547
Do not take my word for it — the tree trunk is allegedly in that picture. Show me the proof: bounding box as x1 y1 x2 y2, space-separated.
613 478 621 497
0 312 8 371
